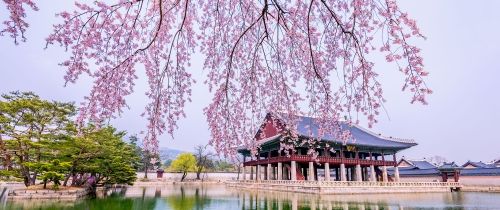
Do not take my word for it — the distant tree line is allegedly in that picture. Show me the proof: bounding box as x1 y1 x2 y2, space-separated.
0 91 140 189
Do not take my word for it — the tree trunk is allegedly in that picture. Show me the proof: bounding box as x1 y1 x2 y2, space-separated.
196 167 203 180
31 172 37 185
21 165 31 187
63 171 74 187
237 165 241 180
43 180 47 189
23 176 30 187
144 160 149 179
64 166 76 186
0 134 12 170
19 154 31 187
181 172 187 182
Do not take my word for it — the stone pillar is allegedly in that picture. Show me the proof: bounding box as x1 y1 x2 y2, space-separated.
257 165 261 181
291 161 297 181
394 166 400 182
324 163 331 181
363 167 368 181
370 165 376 181
355 164 362 182
242 165 246 180
393 153 400 182
308 162 315 181
382 165 388 182
267 163 272 180
340 163 347 181
277 162 283 180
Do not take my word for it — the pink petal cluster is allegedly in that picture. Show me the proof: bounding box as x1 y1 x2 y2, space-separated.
1 0 38 44
15 0 429 156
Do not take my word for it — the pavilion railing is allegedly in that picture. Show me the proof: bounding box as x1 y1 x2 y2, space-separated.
243 155 396 167
227 180 461 187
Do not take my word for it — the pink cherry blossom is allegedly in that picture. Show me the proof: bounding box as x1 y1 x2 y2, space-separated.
2 0 431 156
1 0 38 44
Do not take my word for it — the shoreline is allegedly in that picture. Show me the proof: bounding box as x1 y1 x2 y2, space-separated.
2 180 500 200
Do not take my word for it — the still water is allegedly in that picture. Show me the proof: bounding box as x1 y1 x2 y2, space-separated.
2 185 500 210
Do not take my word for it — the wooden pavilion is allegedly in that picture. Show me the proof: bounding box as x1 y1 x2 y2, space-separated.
238 114 417 182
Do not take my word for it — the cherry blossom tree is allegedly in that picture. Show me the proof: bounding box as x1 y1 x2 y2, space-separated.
2 0 431 156
1 0 38 44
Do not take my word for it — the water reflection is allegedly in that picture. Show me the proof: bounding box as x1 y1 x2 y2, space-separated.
238 189 391 210
2 184 500 210
165 187 211 210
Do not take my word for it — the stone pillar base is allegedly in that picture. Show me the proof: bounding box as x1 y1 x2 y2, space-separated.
340 163 347 181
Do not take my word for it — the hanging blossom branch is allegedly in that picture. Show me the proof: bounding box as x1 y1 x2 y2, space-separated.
200 0 430 156
1 0 38 44
45 0 197 154
7 0 429 156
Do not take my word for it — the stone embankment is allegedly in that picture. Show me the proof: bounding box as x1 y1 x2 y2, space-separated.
7 188 89 200
461 185 500 193
226 180 462 194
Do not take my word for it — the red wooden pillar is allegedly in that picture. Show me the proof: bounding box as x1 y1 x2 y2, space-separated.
454 171 459 182
442 173 448 182
340 148 345 162
393 153 397 167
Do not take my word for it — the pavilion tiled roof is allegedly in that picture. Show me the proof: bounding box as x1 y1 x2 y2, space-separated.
461 168 500 176
438 162 461 170
409 160 437 169
462 161 495 168
388 168 440 176
397 158 437 170
296 116 417 150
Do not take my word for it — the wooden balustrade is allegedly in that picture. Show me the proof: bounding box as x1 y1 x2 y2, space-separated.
243 155 396 167
227 180 461 188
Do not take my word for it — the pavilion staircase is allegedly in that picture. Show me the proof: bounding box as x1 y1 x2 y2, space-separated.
375 167 394 182
375 167 382 181
295 167 305 180
284 165 305 180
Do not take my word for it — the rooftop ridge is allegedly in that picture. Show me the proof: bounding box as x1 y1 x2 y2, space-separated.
274 113 417 145
351 124 417 144
402 158 431 162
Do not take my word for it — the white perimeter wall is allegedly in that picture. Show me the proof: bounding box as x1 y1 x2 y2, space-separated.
460 176 500 186
399 175 500 186
136 172 248 181
399 176 442 182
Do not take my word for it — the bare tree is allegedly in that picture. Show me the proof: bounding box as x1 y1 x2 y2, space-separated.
194 145 214 180
426 155 448 166
231 155 244 180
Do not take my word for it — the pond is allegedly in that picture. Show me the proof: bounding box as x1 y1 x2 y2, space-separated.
2 184 500 210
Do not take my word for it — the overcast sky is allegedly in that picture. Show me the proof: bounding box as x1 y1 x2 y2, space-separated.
1 1 499 163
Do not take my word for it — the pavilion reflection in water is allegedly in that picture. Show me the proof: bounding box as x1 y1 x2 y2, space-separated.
124 185 400 210
6 185 475 210
238 191 391 210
